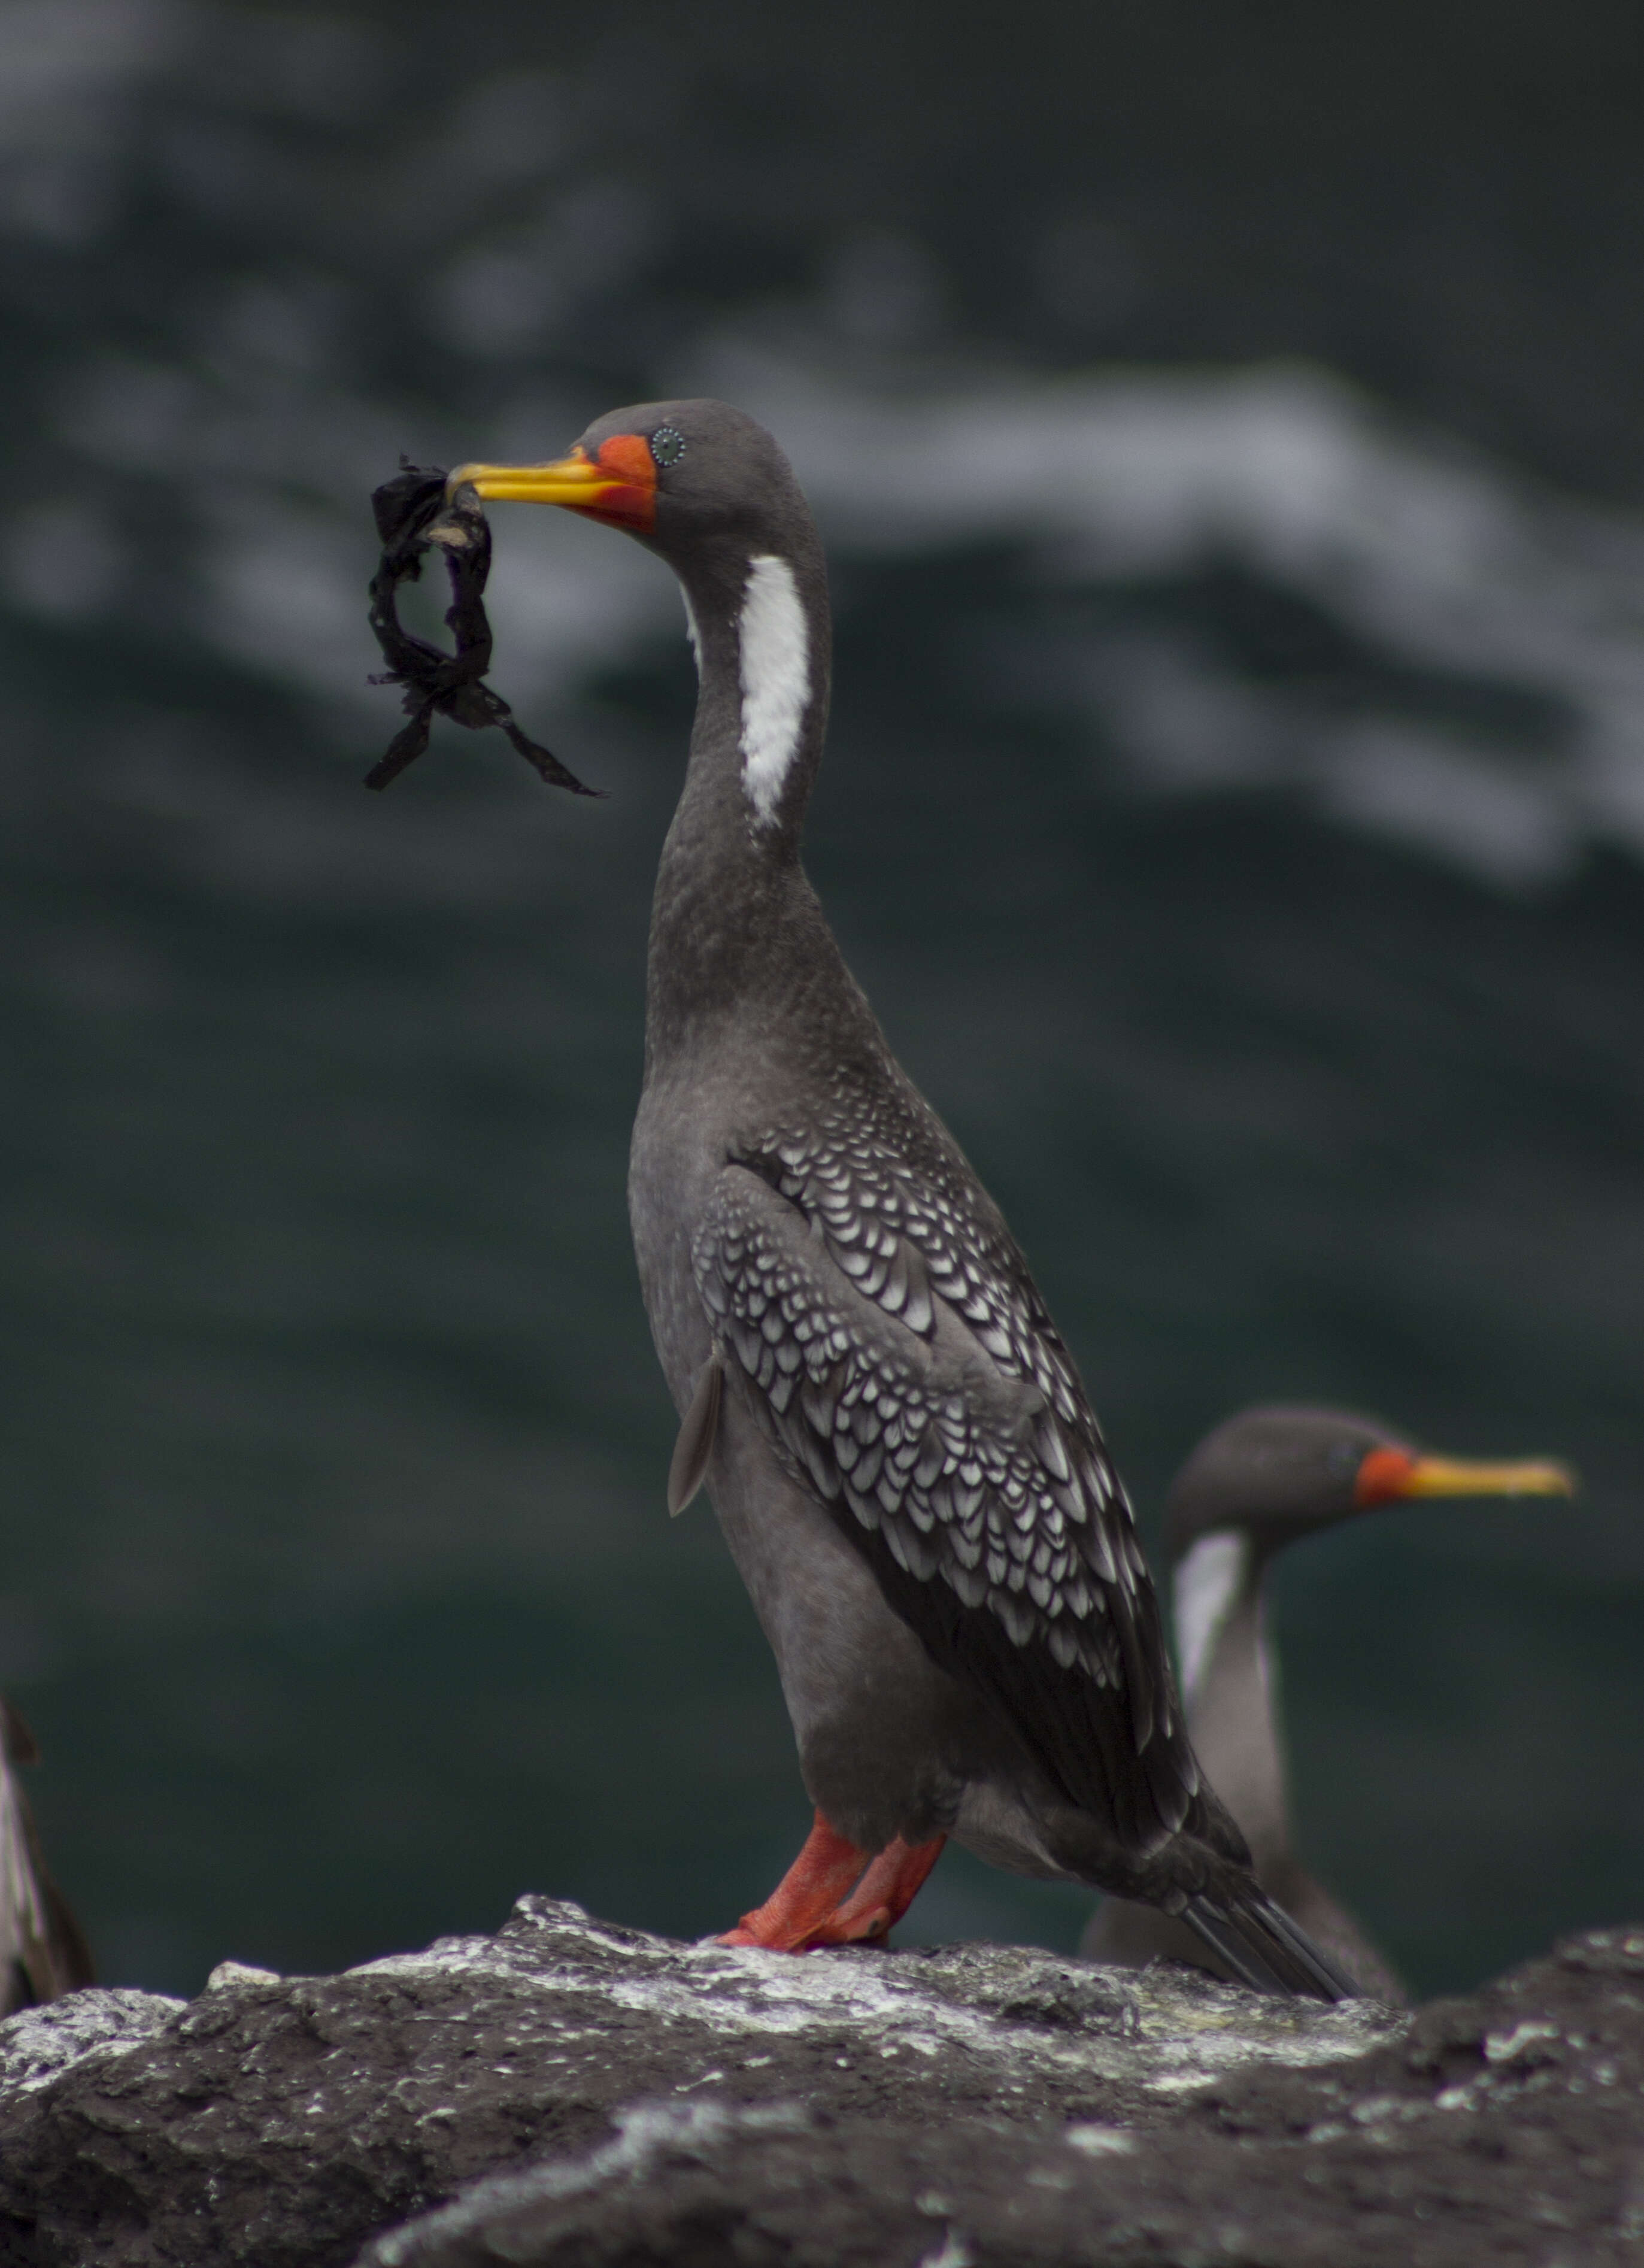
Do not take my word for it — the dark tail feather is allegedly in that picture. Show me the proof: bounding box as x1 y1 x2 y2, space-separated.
1184 1893 1360 2002
1253 1894 1361 1999
1181 1898 1291 1994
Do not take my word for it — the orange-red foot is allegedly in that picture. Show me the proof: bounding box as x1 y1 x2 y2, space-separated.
716 1813 949 1953
717 1811 869 1951
800 1832 947 1948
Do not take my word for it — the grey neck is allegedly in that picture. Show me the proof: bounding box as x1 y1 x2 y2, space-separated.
644 533 838 1071
1172 1530 1290 1873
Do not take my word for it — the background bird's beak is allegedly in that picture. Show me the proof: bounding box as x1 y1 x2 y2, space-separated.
446 436 657 530
1355 1447 1576 1506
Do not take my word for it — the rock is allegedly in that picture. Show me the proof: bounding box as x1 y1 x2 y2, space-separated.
0 1899 1637 2267
0 1988 183 2100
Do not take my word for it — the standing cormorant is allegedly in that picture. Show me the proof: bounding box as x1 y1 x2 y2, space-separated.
1080 1405 1572 1999
441 402 1356 1996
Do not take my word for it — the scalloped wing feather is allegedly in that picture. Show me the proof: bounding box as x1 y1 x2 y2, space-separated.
693 1153 1201 1852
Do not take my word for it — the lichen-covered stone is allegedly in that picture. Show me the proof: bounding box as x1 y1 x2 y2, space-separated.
0 1898 1636 2267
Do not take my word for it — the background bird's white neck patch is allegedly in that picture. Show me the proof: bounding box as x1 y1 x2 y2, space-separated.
738 553 810 825
1173 1530 1248 1706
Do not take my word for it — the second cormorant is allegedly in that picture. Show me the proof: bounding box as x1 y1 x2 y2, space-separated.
1080 1405 1572 1998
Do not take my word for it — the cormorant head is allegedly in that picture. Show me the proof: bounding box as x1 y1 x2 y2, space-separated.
1164 1402 1573 1564
445 398 820 584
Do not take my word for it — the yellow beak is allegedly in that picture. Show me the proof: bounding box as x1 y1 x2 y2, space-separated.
446 455 622 508
1396 1454 1576 1500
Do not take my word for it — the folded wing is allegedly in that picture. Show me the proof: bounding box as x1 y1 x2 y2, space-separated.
693 1145 1203 1858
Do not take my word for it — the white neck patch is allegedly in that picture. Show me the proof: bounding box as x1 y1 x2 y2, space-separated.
738 553 810 826
1173 1530 1249 1706
681 588 702 675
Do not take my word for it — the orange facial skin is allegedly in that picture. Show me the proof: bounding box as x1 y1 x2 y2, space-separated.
444 434 659 532
578 435 658 530
1354 1447 1419 1505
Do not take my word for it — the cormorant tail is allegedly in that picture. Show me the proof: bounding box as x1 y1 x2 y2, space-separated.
1183 1893 1360 2002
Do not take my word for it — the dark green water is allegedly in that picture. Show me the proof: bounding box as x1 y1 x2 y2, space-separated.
1 1 1642 2001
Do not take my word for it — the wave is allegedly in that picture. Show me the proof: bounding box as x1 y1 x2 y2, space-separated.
4 3 1643 892
686 341 1644 889
45 334 1644 893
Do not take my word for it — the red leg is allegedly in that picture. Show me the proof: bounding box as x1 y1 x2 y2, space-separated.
717 1811 870 1950
802 1833 947 1947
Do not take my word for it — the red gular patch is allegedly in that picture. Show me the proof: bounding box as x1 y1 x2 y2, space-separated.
579 434 659 530
1353 1446 1418 1505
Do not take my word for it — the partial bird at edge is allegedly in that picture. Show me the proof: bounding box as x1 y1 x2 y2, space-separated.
0 1696 95 2015
1079 1405 1575 2002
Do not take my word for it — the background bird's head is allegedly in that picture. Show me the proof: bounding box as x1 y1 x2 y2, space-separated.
1164 1404 1573 1564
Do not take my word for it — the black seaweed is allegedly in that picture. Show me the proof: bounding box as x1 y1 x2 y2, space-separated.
365 461 601 796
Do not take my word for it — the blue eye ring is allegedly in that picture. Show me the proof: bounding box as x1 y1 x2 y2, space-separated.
650 426 686 469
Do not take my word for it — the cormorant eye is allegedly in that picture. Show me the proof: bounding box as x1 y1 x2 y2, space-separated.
650 427 686 469
1325 1443 1360 1476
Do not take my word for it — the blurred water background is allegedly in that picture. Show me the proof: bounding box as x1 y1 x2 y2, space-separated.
2 0 1643 1999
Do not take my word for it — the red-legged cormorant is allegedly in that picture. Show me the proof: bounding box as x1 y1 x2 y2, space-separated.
442 403 1361 1997
1079 1405 1573 1999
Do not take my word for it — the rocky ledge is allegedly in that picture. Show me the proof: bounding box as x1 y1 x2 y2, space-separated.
0 1897 1639 2266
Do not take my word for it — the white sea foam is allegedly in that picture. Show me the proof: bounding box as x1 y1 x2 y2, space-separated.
171 341 1644 889
686 341 1644 887
5 7 1644 889
19 96 1644 896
